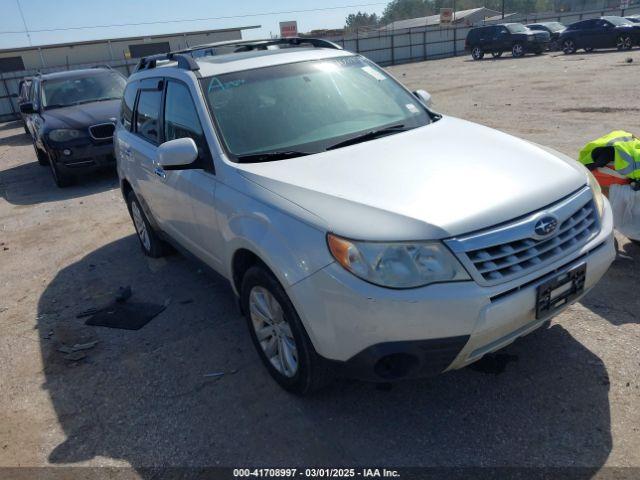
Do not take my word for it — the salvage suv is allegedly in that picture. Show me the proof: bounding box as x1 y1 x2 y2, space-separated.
116 38 615 394
21 67 126 187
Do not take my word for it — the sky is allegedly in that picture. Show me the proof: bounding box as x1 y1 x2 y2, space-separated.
0 0 387 49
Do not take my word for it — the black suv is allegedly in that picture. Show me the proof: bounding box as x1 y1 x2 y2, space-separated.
559 17 639 54
526 21 566 50
20 67 126 187
465 23 550 60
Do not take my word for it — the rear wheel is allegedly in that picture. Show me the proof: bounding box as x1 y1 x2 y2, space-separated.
241 265 333 394
534 47 543 55
617 35 633 50
491 51 503 58
471 46 484 60
562 39 576 54
126 190 170 258
512 43 525 57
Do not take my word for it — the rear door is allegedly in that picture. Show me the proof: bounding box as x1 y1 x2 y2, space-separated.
127 77 171 226
593 19 616 47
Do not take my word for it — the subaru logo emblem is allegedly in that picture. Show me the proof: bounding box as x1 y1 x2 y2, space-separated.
534 215 558 237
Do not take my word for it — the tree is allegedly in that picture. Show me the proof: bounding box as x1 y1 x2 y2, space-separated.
380 0 433 24
345 11 380 29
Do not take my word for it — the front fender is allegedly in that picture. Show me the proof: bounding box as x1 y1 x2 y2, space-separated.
216 181 333 295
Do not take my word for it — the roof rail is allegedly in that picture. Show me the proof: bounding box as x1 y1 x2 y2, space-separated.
178 37 343 56
134 52 200 73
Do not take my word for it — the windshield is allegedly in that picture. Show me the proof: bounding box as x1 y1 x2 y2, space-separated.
200 56 432 160
41 72 126 109
604 16 633 26
546 22 565 31
506 23 529 33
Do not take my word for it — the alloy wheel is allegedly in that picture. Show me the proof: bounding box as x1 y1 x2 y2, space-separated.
563 39 576 54
249 286 298 378
131 200 151 251
512 43 524 57
617 36 632 50
472 47 484 60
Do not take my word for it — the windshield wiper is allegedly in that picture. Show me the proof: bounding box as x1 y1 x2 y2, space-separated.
73 97 119 106
326 124 407 151
236 150 312 163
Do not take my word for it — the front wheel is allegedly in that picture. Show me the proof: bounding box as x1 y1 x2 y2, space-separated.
471 46 484 60
562 39 577 54
512 43 525 58
241 265 333 394
48 154 73 188
617 35 633 51
491 51 503 58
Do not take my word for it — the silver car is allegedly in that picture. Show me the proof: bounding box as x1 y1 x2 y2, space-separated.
116 39 615 394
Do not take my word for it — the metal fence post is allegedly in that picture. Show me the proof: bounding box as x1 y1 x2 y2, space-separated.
423 29 427 61
453 27 457 57
391 32 395 65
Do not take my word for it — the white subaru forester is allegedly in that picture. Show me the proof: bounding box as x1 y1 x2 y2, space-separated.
115 38 615 394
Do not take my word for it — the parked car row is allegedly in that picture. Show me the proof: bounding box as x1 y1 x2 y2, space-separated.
14 37 615 394
467 15 640 60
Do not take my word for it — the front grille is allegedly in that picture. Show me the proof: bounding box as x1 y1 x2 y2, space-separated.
445 188 600 287
89 123 115 140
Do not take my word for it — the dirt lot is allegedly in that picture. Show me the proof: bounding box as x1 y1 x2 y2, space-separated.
1 49 639 476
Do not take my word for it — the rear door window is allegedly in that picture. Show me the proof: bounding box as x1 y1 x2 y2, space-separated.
135 79 163 144
120 81 138 131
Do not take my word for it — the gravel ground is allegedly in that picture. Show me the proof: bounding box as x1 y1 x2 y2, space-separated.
0 49 639 476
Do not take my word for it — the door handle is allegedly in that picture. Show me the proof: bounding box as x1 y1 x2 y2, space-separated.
154 166 166 179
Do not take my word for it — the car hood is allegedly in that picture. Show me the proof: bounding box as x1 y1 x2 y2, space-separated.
235 116 588 241
42 99 120 130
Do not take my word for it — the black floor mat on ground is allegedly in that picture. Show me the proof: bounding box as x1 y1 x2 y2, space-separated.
84 302 167 330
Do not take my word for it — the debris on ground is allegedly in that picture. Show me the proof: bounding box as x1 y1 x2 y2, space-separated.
62 352 87 362
626 57 633 63
115 286 132 303
58 341 98 354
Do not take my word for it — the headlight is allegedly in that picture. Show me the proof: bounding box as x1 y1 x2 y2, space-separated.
327 234 470 289
48 129 84 142
586 169 605 219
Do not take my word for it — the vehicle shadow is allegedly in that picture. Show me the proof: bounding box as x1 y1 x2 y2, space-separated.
0 120 23 132
0 130 32 147
37 236 613 472
581 237 640 325
0 159 118 205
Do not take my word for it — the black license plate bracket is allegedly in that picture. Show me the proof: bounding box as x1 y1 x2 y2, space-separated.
536 264 587 319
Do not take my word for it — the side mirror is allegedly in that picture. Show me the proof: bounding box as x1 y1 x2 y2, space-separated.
157 138 199 169
413 89 432 108
19 102 35 114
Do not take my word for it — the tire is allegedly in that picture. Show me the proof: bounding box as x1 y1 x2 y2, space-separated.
126 190 170 258
33 143 48 166
562 39 576 54
617 35 633 51
584 46 594 53
512 43 525 58
241 265 333 395
47 152 74 188
534 47 543 55
471 46 484 60
491 51 503 58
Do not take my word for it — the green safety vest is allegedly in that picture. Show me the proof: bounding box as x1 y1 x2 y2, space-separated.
578 130 640 181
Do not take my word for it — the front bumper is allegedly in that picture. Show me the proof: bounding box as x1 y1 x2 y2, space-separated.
49 141 116 174
287 199 615 382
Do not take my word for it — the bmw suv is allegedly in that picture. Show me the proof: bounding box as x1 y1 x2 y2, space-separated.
116 38 615 394
21 67 126 187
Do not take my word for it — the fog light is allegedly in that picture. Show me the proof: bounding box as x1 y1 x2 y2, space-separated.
63 149 72 156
